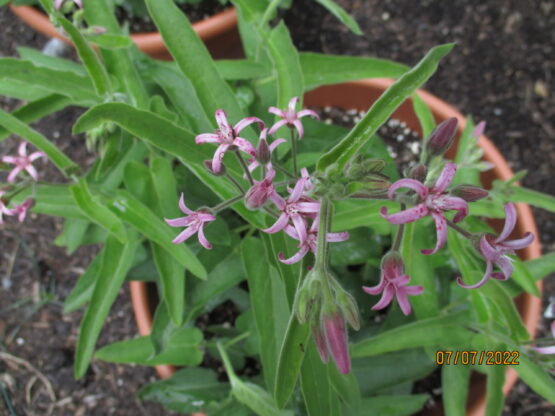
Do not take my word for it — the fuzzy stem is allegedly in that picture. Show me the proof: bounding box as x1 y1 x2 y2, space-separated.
233 150 254 186
290 128 298 176
316 197 334 301
212 194 244 213
225 173 245 194
273 161 296 179
446 219 473 239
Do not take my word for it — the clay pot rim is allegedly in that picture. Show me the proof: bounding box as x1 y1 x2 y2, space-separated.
8 3 237 55
129 78 543 414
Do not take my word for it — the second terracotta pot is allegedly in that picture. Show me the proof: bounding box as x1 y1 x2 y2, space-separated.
130 78 543 415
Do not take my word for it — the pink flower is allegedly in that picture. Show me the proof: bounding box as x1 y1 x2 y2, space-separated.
55 0 82 10
164 193 216 250
268 97 319 138
457 203 534 289
263 175 320 244
278 220 349 264
246 129 286 175
381 162 468 255
10 199 33 222
2 142 46 183
0 191 15 224
363 252 423 316
195 110 263 174
532 322 555 355
244 167 278 210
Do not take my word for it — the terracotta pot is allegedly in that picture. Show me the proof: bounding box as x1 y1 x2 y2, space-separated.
9 4 240 59
130 79 543 415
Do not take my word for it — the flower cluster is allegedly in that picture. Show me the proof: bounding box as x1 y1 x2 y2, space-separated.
1 142 46 224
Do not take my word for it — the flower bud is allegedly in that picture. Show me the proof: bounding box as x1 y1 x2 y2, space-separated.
335 289 360 330
310 303 328 363
362 158 386 174
321 303 351 374
255 137 271 165
294 269 322 324
408 163 427 182
203 160 226 176
425 117 458 157
450 184 489 202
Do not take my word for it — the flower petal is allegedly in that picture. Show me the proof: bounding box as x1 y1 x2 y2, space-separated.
291 214 307 244
268 119 288 135
278 245 309 264
211 144 229 173
293 120 304 139
380 204 428 225
421 212 447 255
165 216 194 227
232 137 256 156
432 162 457 193
172 226 198 244
395 289 413 315
456 260 493 289
479 234 499 261
495 203 517 243
263 212 289 234
268 107 285 117
178 193 195 215
327 231 349 242
297 109 320 120
197 225 212 250
388 178 428 200
29 151 46 162
288 97 299 114
371 284 395 310
494 255 513 280
501 232 534 250
269 138 287 153
1 156 18 164
435 195 468 223
25 164 39 181
195 133 221 144
18 142 28 157
7 166 22 183
234 117 264 134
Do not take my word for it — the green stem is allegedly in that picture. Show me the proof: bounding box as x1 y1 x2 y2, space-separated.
446 219 473 239
316 197 334 301
290 128 298 176
212 194 244 213
392 204 406 251
234 149 254 186
259 0 281 28
225 173 245 194
273 162 296 179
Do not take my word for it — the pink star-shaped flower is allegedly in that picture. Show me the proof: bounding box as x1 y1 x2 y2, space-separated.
0 191 15 224
10 199 33 222
164 193 216 250
195 110 263 174
244 167 278 210
363 252 423 316
278 219 349 264
381 162 468 255
2 142 46 183
268 97 319 138
263 175 320 244
457 203 534 289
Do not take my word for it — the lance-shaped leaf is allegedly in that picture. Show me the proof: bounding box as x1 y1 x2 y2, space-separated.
313 0 362 35
73 103 266 228
10 184 85 219
317 43 454 172
513 354 555 404
64 247 104 313
0 107 79 176
70 179 128 244
18 46 87 75
300 52 408 91
442 364 471 416
109 189 206 280
57 17 112 97
505 185 555 213
412 92 435 139
74 236 138 378
0 58 99 105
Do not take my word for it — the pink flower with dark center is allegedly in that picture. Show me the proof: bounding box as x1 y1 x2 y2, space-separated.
457 203 534 289
278 220 349 264
246 128 286 175
195 110 264 174
263 176 320 244
164 193 216 250
55 0 82 10
10 199 33 222
533 322 555 355
0 191 15 224
363 252 423 316
2 142 46 183
381 162 468 255
268 97 319 138
244 167 278 210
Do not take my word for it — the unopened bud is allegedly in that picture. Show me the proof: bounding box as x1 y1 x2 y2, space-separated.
335 290 360 330
321 303 351 374
362 158 386 174
408 163 427 182
256 137 270 165
451 184 489 202
425 117 458 157
294 269 322 324
203 160 226 176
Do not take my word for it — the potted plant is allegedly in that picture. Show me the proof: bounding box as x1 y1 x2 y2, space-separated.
1 0 554 415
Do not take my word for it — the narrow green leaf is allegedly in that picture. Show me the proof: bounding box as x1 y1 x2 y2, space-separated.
513 353 555 404
152 244 185 326
18 46 87 75
58 17 112 97
96 329 203 366
349 394 429 416
215 59 269 80
0 79 50 101
54 217 90 254
524 252 555 283
328 363 361 409
261 232 298 307
0 58 99 105
63 247 104 313
10 184 85 219
70 179 128 244
74 236 138 378
412 92 435 139
300 52 408 91
0 107 79 176
442 364 471 416
317 43 455 172
313 0 362 35
109 189 207 279
87 33 134 50
351 311 471 358
511 258 541 297
506 186 555 213
485 363 505 416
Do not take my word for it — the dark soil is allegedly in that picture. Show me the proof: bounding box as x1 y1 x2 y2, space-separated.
1 0 554 415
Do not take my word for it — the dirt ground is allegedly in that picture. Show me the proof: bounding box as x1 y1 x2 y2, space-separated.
1 1 554 415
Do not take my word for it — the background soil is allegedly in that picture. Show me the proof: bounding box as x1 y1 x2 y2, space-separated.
1 0 554 415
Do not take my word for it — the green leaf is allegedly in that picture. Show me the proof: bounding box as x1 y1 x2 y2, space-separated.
317 43 455 172
505 186 555 213
485 363 505 416
145 0 245 126
313 0 362 35
54 217 91 254
109 189 207 279
18 46 87 76
348 394 429 416
442 364 471 416
0 79 50 101
300 52 408 91
0 107 79 176
511 258 541 297
87 33 134 50
217 343 291 416
241 238 289 392
10 184 85 219
0 58 99 105
138 368 230 413
215 59 269 80
513 353 555 404
96 328 203 366
63 247 104 313
58 17 112 97
332 200 394 234
0 95 72 141
73 103 266 228
524 252 555 283
74 236 138 378
70 179 128 244
412 92 435 139
152 244 185 326
261 231 298 306
150 156 180 218
351 311 471 358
